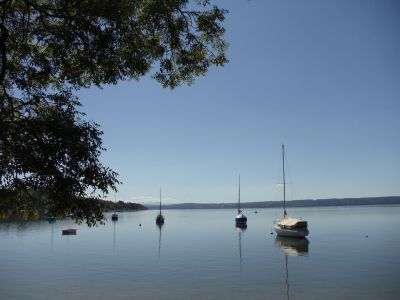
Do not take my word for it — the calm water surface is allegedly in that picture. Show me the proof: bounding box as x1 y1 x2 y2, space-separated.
1 206 400 299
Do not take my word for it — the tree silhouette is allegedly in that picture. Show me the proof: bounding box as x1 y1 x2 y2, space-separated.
0 0 228 225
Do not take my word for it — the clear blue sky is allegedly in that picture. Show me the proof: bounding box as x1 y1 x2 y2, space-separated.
78 0 400 204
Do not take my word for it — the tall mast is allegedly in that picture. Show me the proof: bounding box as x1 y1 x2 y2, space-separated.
282 144 287 217
114 192 116 212
238 175 241 213
159 187 162 215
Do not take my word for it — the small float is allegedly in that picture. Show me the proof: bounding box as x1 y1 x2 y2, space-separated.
62 228 77 235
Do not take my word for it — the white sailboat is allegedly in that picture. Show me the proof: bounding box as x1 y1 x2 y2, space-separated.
235 175 247 228
156 187 165 225
274 144 309 237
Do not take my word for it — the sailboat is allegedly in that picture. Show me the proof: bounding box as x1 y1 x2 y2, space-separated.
156 187 165 225
235 175 247 228
274 144 309 237
111 192 118 221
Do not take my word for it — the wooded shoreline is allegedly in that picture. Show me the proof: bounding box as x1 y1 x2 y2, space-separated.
145 196 400 210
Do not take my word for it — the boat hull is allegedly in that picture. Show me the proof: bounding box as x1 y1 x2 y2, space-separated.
235 214 247 227
274 225 309 238
235 220 247 228
156 214 164 224
62 228 77 235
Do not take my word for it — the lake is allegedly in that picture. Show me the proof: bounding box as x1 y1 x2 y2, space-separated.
1 205 399 300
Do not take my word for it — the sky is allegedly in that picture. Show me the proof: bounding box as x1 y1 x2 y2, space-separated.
78 0 400 205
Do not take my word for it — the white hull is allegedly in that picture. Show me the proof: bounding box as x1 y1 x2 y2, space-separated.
274 225 309 238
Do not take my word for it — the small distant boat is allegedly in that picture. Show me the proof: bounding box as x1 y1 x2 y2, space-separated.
62 228 77 235
274 144 309 238
111 192 118 221
156 187 164 225
156 214 164 224
235 175 247 228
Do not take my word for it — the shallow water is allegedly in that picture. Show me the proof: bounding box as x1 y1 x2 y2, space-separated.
1 206 399 299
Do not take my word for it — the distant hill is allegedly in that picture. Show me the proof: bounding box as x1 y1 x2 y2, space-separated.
100 199 147 212
145 196 400 210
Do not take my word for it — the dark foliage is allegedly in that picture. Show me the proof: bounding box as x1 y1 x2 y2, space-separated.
0 0 228 225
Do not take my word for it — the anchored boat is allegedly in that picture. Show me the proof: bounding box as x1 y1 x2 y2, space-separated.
156 187 165 225
62 228 77 235
111 192 118 221
274 144 309 238
235 175 247 228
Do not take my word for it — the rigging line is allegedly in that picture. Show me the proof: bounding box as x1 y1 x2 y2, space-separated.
284 147 296 202
238 174 241 213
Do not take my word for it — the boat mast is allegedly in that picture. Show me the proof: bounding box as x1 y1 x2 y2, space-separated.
114 192 116 212
159 187 162 215
238 175 241 213
282 144 287 217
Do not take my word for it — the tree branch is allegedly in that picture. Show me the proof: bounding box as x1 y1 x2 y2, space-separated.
0 22 8 85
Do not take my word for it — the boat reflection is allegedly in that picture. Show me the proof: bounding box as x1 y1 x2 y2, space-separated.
50 221 54 249
113 218 117 251
275 236 309 256
236 226 246 272
275 237 309 300
157 223 163 258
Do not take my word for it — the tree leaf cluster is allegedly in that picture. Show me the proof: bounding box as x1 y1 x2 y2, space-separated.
0 0 228 225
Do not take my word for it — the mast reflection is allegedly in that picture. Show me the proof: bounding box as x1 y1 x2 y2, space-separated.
157 223 163 258
113 218 117 251
50 222 54 249
275 237 309 300
236 226 246 272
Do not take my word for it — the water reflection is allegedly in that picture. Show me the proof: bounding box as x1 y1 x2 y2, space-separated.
1 207 399 300
275 237 309 300
113 219 117 251
236 226 246 272
275 236 309 257
50 222 54 249
0 220 49 235
157 223 163 258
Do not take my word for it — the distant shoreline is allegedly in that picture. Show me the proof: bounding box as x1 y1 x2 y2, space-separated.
144 196 400 210
100 199 147 212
